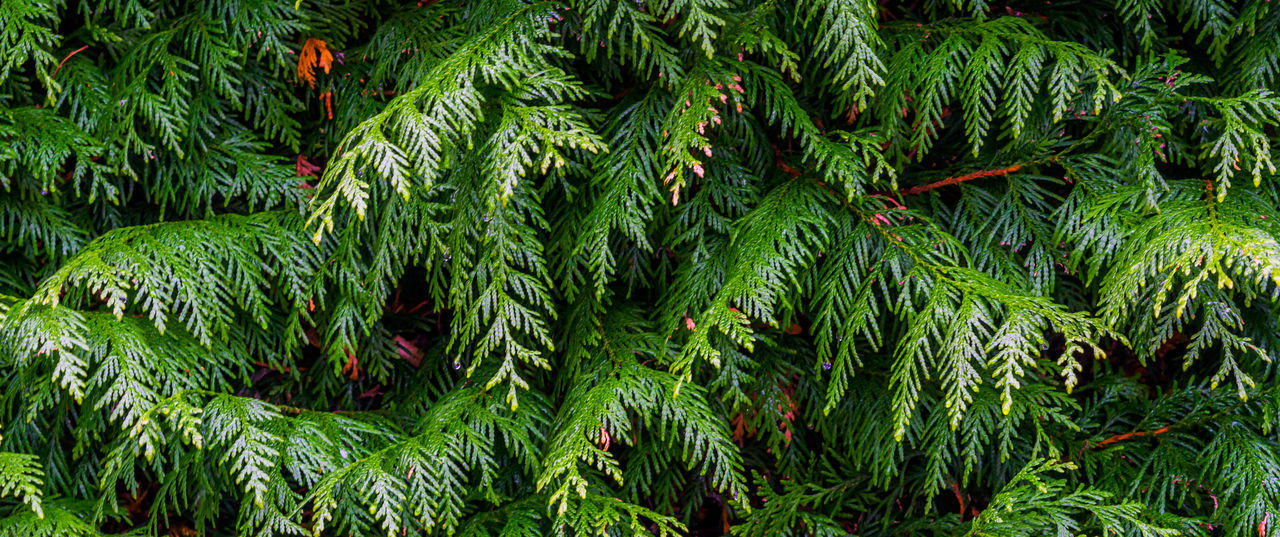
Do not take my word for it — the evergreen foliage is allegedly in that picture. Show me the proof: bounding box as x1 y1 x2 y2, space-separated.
3 1 1280 535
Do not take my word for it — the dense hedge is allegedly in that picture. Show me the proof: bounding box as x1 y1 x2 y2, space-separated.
3 1 1280 536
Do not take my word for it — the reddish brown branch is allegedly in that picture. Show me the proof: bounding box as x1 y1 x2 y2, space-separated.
899 164 1022 196
1095 425 1171 447
52 45 90 78
867 163 1022 209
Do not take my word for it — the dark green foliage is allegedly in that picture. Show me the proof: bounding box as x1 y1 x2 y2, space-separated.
2 0 1280 536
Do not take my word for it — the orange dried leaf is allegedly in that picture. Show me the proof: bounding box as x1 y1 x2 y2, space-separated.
297 38 334 88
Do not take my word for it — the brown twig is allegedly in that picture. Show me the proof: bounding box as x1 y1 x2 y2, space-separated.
1082 386 1280 458
867 163 1022 208
52 45 90 78
1094 425 1171 447
951 481 966 518
898 164 1022 196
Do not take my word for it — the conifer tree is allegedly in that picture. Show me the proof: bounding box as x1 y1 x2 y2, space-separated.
3 0 1280 535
